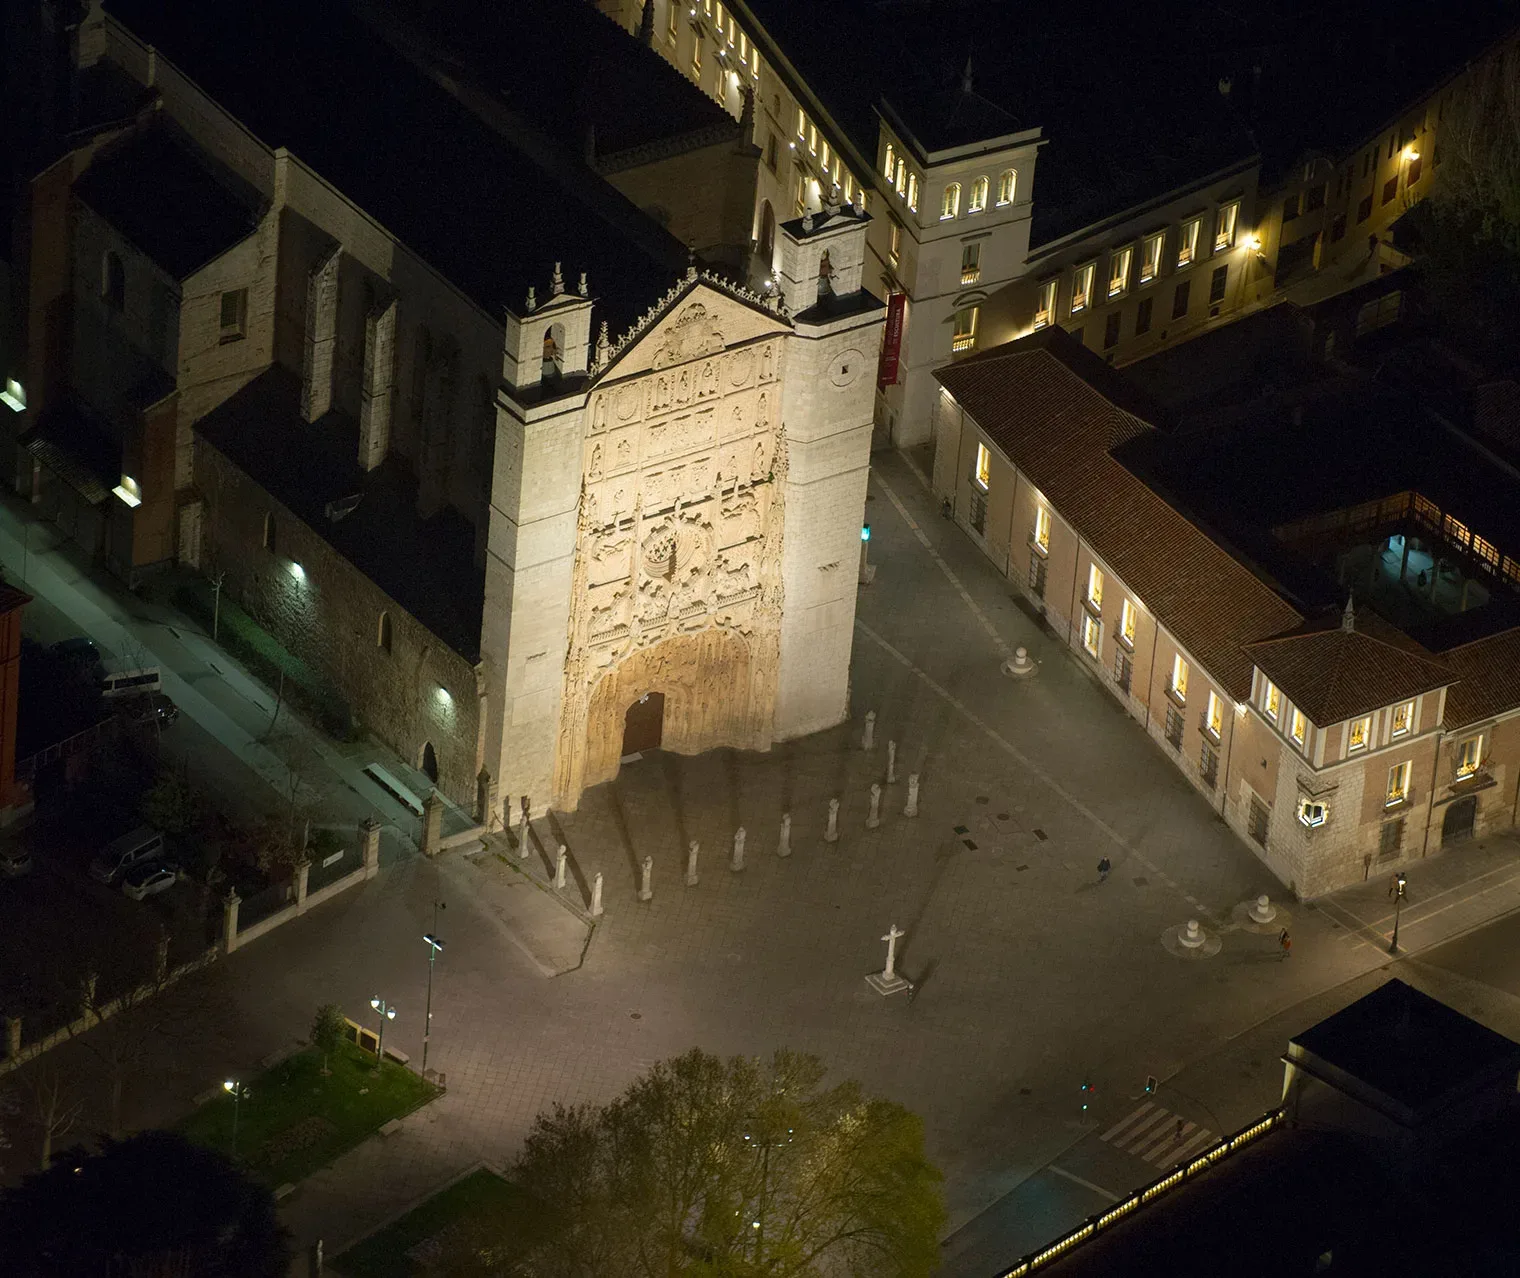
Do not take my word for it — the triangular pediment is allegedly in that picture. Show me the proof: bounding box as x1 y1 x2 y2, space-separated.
598 280 790 384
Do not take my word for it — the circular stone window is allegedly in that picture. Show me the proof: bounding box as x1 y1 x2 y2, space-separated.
829 349 865 387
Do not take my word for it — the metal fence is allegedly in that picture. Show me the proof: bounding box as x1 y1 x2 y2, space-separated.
308 837 360 893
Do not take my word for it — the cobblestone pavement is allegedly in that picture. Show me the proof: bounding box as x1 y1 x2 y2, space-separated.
6 454 1520 1274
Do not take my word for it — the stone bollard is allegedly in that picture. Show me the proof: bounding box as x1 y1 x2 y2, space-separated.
590 872 605 918
421 789 444 858
866 783 882 829
904 773 920 818
686 840 701 887
517 801 531 860
1001 646 1037 678
862 710 876 750
887 740 897 784
294 856 312 912
777 813 792 858
824 798 840 843
1180 920 1204 949
476 767 496 829
223 889 242 955
4 1014 21 1061
639 856 654 902
731 827 746 873
554 845 568 890
360 817 381 879
1249 894 1276 924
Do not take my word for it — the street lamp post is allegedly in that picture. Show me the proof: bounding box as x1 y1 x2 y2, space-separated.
369 996 397 1069
422 900 445 1076
1389 872 1408 953
223 1079 248 1158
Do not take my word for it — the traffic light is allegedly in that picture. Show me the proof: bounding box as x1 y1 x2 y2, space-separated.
1080 1080 1093 1112
1145 1076 1157 1096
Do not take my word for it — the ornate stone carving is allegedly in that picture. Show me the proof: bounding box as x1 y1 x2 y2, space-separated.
652 302 726 370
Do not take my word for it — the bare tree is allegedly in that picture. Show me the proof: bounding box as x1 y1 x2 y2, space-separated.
27 1070 83 1170
1429 44 1520 254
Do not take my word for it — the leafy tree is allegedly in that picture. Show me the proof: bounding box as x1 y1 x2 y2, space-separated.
0 1129 291 1277
140 764 199 837
311 1002 347 1075
452 1048 944 1278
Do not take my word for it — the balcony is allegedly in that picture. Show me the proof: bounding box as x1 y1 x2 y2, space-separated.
961 265 981 286
951 334 977 353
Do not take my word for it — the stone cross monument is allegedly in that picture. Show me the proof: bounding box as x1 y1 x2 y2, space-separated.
866 923 911 996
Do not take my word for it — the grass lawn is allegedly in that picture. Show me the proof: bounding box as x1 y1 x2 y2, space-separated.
332 1168 528 1277
180 1041 438 1186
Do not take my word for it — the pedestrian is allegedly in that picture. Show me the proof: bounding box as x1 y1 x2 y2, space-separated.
1173 1117 1185 1143
1279 929 1292 961
1097 856 1111 883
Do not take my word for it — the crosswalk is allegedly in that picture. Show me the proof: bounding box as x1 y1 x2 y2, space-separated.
1099 1101 1217 1167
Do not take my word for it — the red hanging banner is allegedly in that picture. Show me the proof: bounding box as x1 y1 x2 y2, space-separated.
877 292 907 388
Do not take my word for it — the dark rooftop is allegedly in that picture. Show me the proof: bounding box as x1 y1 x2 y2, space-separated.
73 125 263 280
104 0 688 335
1292 979 1520 1117
196 368 483 660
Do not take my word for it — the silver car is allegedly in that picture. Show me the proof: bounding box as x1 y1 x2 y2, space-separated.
122 862 179 900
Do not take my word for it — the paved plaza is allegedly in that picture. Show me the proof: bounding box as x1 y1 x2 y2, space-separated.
5 454 1520 1272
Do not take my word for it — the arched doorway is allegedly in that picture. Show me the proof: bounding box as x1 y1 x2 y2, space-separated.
621 691 665 759
420 741 439 784
1442 795 1477 845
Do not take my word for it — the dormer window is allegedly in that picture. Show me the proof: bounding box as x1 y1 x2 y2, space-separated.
1177 218 1201 268
1070 262 1095 314
1108 247 1132 299
1392 700 1414 737
1262 678 1280 722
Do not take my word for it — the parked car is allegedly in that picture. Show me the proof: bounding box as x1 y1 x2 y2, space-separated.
50 636 102 675
119 692 179 729
121 861 180 900
89 827 165 884
0 845 31 877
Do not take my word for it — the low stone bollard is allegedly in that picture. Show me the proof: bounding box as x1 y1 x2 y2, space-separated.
824 798 840 844
686 840 701 887
590 872 605 918
554 845 568 890
731 827 746 873
1249 894 1276 924
862 710 876 750
904 773 920 818
639 856 654 902
887 740 897 784
866 783 882 830
777 813 791 858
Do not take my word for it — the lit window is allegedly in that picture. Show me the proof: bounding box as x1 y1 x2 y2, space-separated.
894 157 906 195
1456 736 1483 778
1071 262 1095 314
1290 707 1307 748
808 123 818 155
961 242 981 285
219 288 248 343
1473 535 1499 568
692 37 701 75
968 176 988 213
1386 760 1411 806
1034 279 1056 329
1170 654 1188 703
906 172 919 212
1392 700 1413 737
884 142 895 179
844 174 855 202
941 183 961 220
1108 246 1132 299
1140 231 1165 284
1032 506 1051 553
996 169 1017 205
1177 218 1200 268
888 219 903 266
800 108 808 141
1443 514 1470 548
1298 798 1328 828
1120 598 1137 645
1348 716 1371 752
667 1 677 38
1082 613 1101 657
1263 679 1280 721
751 45 760 77
951 305 979 352
821 139 831 171
1206 690 1223 739
1087 563 1104 608
1214 201 1240 251
973 442 991 489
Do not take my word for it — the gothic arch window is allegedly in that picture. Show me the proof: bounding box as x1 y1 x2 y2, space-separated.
410 324 431 425
377 610 392 653
542 324 565 381
997 169 1017 206
758 200 776 266
262 511 277 555
941 183 961 221
420 740 438 784
968 176 989 213
102 250 125 312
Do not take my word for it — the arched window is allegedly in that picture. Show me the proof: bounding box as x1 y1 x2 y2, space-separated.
377 611 392 653
997 169 1017 206
420 740 438 784
542 324 564 381
758 200 776 265
968 176 988 213
262 512 277 555
941 183 961 220
102 251 125 312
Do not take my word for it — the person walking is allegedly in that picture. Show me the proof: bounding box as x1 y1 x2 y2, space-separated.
1278 929 1292 961
1097 856 1112 883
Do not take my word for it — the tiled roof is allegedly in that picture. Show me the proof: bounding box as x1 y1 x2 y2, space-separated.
1443 628 1520 730
936 329 1301 699
1245 610 1457 727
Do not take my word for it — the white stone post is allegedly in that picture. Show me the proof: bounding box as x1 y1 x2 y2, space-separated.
360 817 382 878
554 845 568 890
294 856 312 912
686 840 701 886
862 710 876 750
517 802 531 860
887 740 897 784
824 798 840 843
904 773 920 818
866 783 882 829
590 872 605 918
731 827 746 873
777 813 791 858
639 856 654 902
223 889 242 955
421 789 443 859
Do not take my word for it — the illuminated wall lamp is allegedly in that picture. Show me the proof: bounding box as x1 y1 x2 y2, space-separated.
112 474 142 508
0 377 25 413
288 560 306 581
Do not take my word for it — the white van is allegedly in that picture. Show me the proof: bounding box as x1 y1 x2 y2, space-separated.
100 667 162 699
89 827 165 883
